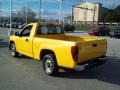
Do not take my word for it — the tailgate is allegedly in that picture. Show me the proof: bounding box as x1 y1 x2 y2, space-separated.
77 39 107 63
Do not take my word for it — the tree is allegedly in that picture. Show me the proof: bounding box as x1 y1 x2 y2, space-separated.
104 5 120 22
14 7 37 23
115 5 120 12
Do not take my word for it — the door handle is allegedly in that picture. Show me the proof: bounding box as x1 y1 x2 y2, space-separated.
25 39 29 42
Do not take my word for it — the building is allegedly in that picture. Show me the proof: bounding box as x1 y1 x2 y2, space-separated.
73 2 104 24
64 16 72 24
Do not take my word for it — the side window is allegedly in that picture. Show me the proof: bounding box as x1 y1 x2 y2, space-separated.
36 26 48 35
47 26 57 34
20 25 32 37
36 25 63 35
47 26 62 34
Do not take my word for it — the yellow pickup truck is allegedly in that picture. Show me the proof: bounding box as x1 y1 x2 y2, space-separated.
9 22 108 75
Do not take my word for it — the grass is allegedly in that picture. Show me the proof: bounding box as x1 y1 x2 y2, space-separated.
75 24 94 31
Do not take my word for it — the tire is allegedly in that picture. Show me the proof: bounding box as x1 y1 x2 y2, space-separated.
10 43 19 57
42 54 59 76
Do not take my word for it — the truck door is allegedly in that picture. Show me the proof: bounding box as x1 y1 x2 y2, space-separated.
17 25 33 57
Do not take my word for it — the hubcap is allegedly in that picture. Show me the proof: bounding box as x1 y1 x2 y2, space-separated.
44 58 54 74
11 45 15 56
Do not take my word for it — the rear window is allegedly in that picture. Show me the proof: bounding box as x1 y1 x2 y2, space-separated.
36 25 64 35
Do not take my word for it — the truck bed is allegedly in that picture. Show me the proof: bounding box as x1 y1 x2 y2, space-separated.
35 35 107 63
35 34 104 42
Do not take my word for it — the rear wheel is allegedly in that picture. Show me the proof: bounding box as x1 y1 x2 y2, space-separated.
42 54 59 76
10 43 19 57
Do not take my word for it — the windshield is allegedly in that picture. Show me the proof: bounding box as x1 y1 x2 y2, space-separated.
36 25 64 35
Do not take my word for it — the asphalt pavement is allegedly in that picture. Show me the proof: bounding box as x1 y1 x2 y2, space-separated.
0 27 120 90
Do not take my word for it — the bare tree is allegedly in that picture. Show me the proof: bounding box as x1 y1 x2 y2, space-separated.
16 7 37 23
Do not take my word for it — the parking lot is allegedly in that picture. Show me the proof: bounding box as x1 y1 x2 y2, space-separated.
0 27 120 90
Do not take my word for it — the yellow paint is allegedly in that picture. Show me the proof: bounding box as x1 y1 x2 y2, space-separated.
10 23 107 69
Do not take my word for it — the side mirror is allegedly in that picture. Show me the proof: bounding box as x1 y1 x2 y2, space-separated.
15 32 20 36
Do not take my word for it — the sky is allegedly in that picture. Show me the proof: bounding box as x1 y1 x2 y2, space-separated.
0 0 120 19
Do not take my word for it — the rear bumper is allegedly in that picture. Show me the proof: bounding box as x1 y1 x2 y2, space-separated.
74 56 109 71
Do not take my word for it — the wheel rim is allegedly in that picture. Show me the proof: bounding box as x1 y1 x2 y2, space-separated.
11 45 15 56
44 58 54 74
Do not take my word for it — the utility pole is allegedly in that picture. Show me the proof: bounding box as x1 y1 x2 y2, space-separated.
0 2 2 16
39 0 41 22
25 0 28 24
25 4 28 24
10 0 12 32
58 0 63 24
8 0 12 36
72 5 74 24
93 4 96 25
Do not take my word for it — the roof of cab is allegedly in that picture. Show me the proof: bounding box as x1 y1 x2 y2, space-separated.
28 22 62 26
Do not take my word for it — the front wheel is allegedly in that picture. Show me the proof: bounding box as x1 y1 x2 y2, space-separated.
42 54 59 76
10 44 19 57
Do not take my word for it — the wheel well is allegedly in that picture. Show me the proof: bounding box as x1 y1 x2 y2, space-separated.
40 49 55 61
9 41 15 50
10 41 15 44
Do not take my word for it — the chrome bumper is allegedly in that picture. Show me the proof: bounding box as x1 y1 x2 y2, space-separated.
74 56 109 71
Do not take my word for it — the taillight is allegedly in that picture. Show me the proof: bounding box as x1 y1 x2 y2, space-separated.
71 46 78 62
